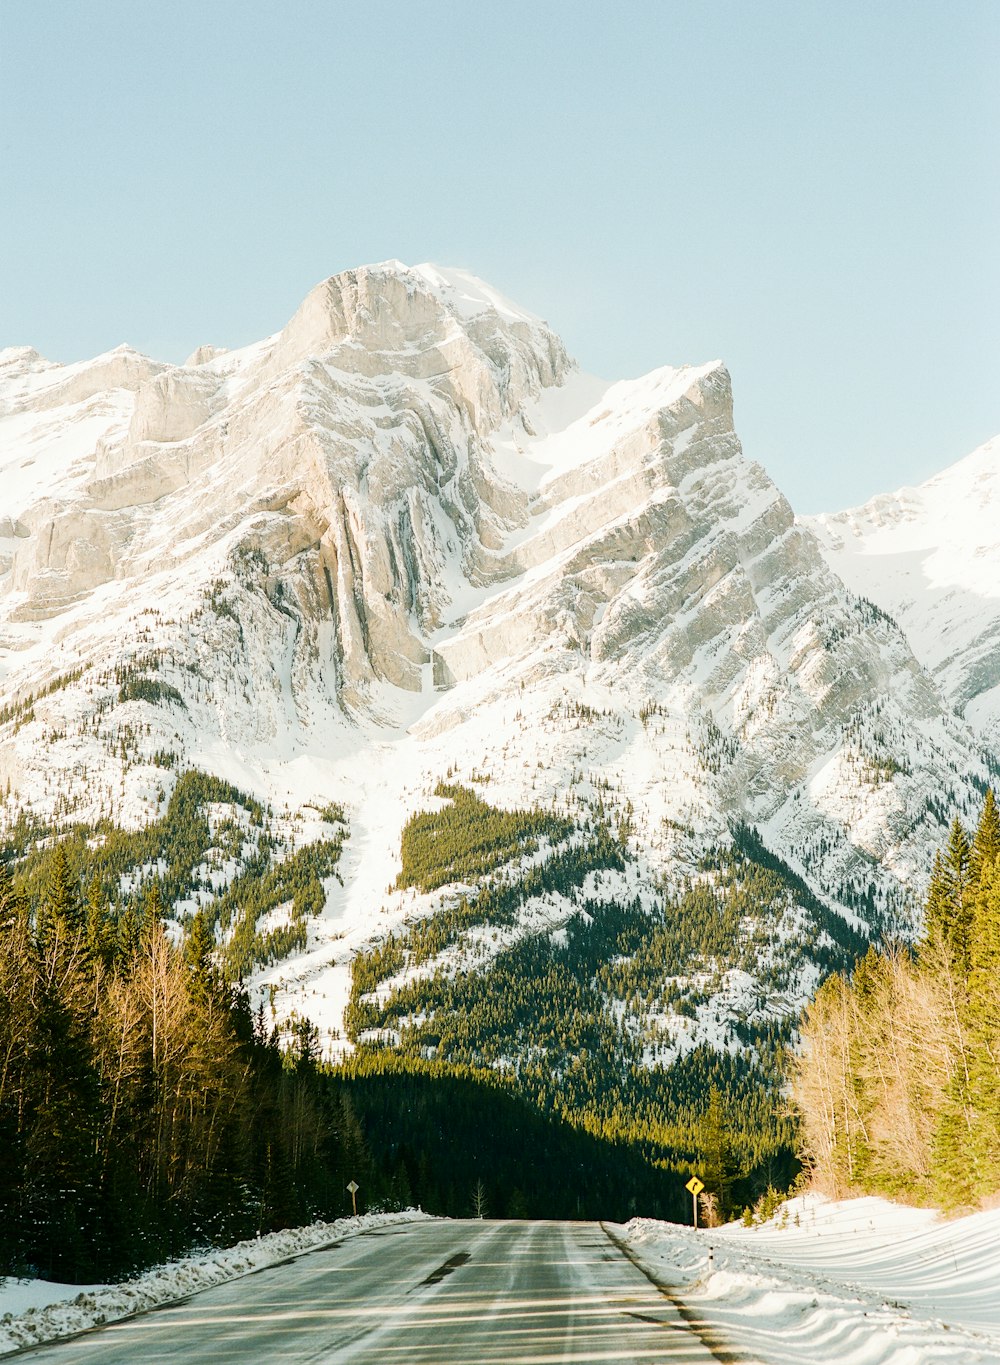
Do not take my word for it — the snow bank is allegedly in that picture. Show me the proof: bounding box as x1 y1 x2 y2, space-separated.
0 1210 432 1356
620 1195 1000 1364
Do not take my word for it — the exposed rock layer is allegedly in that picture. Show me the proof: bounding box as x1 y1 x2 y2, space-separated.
0 261 993 934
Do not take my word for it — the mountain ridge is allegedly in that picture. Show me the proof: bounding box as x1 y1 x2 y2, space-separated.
0 260 994 1060
807 433 1000 748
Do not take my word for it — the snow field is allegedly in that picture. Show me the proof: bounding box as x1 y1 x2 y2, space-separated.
622 1194 1000 1364
808 434 1000 745
0 1210 432 1357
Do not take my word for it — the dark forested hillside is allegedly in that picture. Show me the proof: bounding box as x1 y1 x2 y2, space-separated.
346 787 878 1218
0 838 700 1281
0 772 891 1281
0 779 728 1282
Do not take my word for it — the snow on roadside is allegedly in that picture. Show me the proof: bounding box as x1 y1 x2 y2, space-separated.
619 1195 1000 1364
0 1210 432 1357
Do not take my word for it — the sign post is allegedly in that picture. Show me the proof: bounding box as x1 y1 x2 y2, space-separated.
684 1175 704 1229
347 1179 359 1216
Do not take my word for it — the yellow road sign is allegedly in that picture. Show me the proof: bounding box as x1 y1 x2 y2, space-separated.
685 1176 704 1196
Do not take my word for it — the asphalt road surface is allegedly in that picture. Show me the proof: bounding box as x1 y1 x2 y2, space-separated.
20 1219 727 1363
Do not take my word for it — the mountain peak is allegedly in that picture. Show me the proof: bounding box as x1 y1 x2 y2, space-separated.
409 262 544 325
808 429 1000 746
289 259 549 342
0 261 993 1054
0 345 49 371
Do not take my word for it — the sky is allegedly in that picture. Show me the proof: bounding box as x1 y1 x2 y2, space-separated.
1 0 997 513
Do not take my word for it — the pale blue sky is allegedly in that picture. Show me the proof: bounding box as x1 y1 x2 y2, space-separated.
2 1 997 512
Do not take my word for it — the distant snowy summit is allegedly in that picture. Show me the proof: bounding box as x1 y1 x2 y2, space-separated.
808 433 1000 749
0 259 997 1040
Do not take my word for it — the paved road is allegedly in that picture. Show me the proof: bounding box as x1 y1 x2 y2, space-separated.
21 1220 724 1363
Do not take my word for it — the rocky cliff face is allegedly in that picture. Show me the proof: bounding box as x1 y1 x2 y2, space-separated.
0 261 993 1039
1 264 568 694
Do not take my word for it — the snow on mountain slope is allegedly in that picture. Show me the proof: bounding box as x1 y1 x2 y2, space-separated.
808 434 1000 747
0 261 992 1047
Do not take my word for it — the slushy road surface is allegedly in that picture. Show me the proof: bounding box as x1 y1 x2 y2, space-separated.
20 1219 723 1363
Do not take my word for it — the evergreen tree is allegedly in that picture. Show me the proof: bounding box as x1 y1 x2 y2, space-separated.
85 876 113 966
116 901 142 962
944 817 972 917
923 821 973 968
335 1091 373 1212
38 842 83 943
144 878 165 925
23 943 101 1280
0 859 26 932
183 909 217 1002
971 788 1000 883
970 860 1000 982
699 1086 733 1218
922 852 950 946
957 859 1000 1191
0 907 33 1271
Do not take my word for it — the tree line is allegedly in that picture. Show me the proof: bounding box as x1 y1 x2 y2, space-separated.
0 825 735 1282
3 769 344 982
0 844 374 1281
792 790 1000 1207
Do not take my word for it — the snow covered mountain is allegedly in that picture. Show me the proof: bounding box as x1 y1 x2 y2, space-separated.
0 261 992 1053
808 435 1000 750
